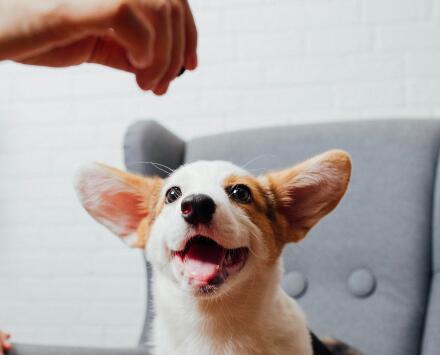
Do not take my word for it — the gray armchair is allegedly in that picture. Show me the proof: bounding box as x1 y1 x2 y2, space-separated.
9 345 147 355
12 119 440 355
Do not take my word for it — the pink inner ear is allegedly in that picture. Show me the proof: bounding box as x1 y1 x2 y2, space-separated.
98 191 146 236
75 163 154 242
280 182 328 230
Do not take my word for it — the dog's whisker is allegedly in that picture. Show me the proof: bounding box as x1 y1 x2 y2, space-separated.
129 162 172 176
240 154 278 170
130 161 174 176
246 231 266 260
151 162 175 172
247 246 264 261
246 167 269 174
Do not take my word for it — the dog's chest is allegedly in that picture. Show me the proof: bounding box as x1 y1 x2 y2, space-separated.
150 265 313 355
152 307 313 355
153 325 309 355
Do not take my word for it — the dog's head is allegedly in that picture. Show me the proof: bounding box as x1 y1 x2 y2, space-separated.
75 150 351 298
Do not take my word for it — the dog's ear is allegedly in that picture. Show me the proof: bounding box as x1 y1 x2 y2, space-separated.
74 163 163 248
263 150 351 243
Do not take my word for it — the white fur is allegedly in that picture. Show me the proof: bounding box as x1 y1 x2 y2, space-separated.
145 161 312 355
151 261 312 355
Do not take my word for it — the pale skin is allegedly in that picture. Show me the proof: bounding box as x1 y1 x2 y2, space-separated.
0 0 197 351
0 0 198 95
0 331 10 355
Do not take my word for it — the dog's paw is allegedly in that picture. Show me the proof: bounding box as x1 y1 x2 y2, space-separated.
321 338 363 355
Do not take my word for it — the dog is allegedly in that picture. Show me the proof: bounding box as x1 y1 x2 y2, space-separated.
75 149 360 355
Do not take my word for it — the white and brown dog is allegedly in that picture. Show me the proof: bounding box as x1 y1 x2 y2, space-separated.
75 150 358 355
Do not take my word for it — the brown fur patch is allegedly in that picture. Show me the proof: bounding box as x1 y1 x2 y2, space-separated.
263 150 351 243
135 177 164 249
223 150 351 258
223 175 284 262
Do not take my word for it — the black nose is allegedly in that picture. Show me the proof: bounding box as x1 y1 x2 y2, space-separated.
181 194 216 225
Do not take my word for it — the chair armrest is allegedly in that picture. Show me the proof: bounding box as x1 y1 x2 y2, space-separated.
9 344 149 355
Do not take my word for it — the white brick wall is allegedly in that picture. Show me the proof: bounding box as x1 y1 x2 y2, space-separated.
1 0 440 348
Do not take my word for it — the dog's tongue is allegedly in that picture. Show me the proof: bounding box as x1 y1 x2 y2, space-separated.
183 240 226 282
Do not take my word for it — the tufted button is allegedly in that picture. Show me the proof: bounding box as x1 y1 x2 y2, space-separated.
348 268 376 298
282 271 308 299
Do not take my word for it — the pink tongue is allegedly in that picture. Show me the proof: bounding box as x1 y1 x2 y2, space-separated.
183 241 226 282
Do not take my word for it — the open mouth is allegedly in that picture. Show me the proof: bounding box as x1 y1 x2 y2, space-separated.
172 236 249 294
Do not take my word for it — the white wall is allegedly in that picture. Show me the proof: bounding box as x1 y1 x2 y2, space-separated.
1 0 440 347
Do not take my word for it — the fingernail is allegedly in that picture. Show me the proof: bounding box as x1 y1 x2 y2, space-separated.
186 53 198 70
154 83 169 96
136 77 153 91
142 83 154 91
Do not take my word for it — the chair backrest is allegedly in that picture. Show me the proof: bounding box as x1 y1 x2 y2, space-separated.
124 119 440 355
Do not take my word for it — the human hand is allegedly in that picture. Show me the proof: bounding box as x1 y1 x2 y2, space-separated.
0 0 197 94
0 331 11 355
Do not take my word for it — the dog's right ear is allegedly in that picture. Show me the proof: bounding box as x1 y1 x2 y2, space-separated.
74 163 163 248
263 150 351 244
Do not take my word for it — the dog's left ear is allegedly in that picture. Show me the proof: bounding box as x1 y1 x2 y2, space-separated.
74 163 163 248
263 150 351 243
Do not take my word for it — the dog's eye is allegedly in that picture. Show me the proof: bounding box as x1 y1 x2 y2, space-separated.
165 186 182 204
227 184 252 204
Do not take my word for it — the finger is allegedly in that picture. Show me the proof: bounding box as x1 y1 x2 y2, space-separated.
153 0 185 95
0 332 11 350
110 3 154 68
181 0 197 70
135 2 173 91
0 337 5 353
87 36 137 73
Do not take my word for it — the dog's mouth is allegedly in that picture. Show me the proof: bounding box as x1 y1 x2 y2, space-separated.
172 235 249 294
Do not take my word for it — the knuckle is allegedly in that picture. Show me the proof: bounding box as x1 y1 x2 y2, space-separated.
152 0 171 17
170 0 184 18
113 2 135 25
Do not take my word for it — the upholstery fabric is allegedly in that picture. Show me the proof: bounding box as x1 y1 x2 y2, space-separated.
421 150 440 354
123 119 440 355
10 344 149 355
124 120 185 178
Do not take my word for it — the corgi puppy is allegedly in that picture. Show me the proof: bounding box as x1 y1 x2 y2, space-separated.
74 150 352 355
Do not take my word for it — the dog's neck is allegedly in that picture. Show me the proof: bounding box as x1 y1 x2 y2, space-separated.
151 259 312 355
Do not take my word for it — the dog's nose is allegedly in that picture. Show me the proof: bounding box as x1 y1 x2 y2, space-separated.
181 194 216 225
